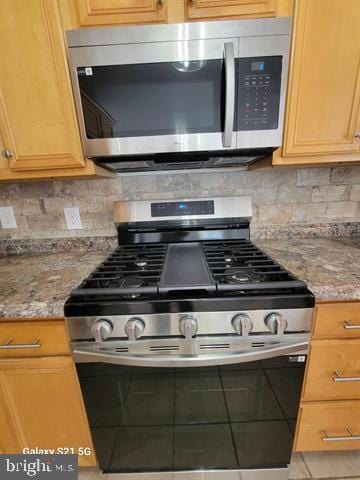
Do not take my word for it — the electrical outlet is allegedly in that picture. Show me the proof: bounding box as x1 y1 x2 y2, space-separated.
64 207 83 230
0 206 17 229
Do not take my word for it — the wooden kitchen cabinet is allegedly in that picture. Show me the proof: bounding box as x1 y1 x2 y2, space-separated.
186 0 276 20
312 301 360 339
275 0 360 166
296 401 360 451
0 0 112 181
0 356 96 466
0 319 96 466
0 320 70 359
302 339 360 402
74 0 168 26
68 0 293 26
294 301 360 451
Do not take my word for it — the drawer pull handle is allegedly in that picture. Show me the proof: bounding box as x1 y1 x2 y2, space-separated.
333 370 360 382
322 427 360 442
343 321 360 330
0 338 41 349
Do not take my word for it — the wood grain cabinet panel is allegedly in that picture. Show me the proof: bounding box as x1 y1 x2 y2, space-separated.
282 0 360 159
303 339 360 401
186 0 276 20
75 0 168 25
295 401 360 451
0 320 70 358
0 356 96 467
313 302 360 339
0 0 86 172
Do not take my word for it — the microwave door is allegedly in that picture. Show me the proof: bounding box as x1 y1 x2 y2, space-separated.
69 39 238 157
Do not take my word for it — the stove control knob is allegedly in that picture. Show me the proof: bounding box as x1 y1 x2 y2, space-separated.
179 315 198 340
91 319 113 343
125 317 145 341
265 313 288 335
232 314 253 337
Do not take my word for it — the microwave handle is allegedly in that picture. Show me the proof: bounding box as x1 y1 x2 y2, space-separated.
223 42 235 147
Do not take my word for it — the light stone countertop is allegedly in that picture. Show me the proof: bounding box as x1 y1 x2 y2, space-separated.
0 237 359 318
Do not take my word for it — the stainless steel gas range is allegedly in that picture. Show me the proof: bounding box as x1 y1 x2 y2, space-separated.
65 196 314 480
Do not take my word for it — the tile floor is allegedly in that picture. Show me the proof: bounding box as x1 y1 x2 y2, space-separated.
78 451 360 480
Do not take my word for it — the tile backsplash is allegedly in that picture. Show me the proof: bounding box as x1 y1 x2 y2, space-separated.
0 166 359 240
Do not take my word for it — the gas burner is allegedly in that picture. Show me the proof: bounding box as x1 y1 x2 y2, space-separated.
224 268 265 284
119 276 145 298
135 259 148 268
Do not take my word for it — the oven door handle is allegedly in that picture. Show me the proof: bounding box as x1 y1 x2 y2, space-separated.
223 41 235 148
73 338 308 368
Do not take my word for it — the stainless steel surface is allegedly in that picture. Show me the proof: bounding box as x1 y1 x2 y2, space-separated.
114 195 252 224
90 319 113 343
236 34 289 151
179 315 198 339
0 338 41 349
265 312 288 335
322 427 360 442
106 467 289 480
67 19 290 158
124 317 145 341
232 313 253 337
73 334 309 367
67 18 291 47
223 41 235 147
1 149 12 159
333 370 360 382
343 320 360 330
67 308 313 341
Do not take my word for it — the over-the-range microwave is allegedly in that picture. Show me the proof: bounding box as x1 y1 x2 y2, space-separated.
66 18 290 173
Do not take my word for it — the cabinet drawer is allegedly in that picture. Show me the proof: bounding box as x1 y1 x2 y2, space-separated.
295 401 360 451
303 339 360 401
0 320 69 357
313 302 360 339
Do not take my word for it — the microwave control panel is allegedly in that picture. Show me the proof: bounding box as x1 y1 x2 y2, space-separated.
237 56 282 131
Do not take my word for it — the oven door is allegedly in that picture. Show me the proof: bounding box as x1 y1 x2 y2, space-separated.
68 38 238 158
74 337 307 479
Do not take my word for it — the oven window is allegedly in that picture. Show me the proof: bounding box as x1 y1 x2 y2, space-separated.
77 60 225 139
77 356 305 473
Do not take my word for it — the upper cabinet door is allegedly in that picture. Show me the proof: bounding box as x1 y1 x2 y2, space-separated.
75 0 167 26
187 0 276 20
0 0 84 171
283 0 360 157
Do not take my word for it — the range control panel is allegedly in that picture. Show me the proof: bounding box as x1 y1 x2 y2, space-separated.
151 200 215 217
237 56 282 131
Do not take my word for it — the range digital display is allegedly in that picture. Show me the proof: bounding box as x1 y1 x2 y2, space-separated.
151 200 214 217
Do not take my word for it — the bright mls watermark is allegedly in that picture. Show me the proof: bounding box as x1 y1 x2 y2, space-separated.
0 455 77 479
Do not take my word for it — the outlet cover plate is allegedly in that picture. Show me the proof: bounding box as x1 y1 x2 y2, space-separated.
0 206 17 229
64 207 83 230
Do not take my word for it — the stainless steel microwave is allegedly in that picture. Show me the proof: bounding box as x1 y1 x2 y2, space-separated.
66 18 291 172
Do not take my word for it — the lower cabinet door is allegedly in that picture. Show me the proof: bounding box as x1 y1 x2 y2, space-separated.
303 339 360 401
0 356 96 467
295 401 360 451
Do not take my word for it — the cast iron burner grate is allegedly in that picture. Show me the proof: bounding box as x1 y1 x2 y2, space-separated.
72 243 167 298
202 239 306 292
70 239 306 300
